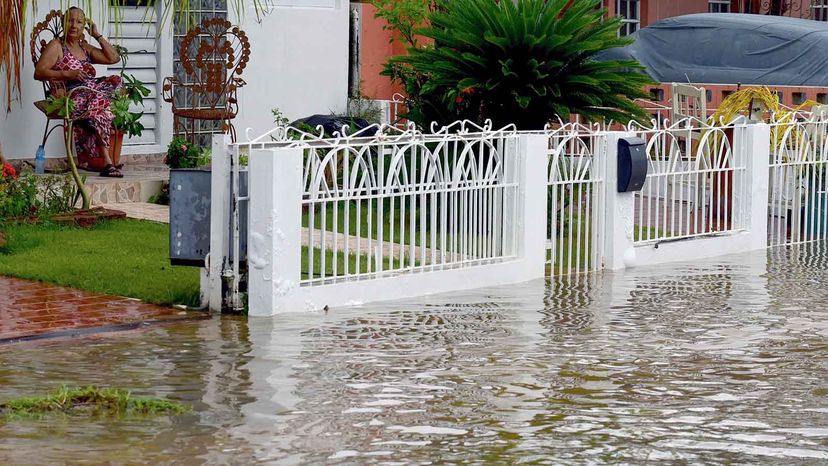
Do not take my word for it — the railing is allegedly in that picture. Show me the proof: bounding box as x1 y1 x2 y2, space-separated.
208 117 780 314
546 124 605 276
631 118 748 244
768 114 828 246
229 121 520 289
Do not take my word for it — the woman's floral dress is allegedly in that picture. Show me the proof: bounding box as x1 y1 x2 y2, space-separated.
51 39 122 170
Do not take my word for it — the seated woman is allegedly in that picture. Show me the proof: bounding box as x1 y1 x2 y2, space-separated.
34 6 123 177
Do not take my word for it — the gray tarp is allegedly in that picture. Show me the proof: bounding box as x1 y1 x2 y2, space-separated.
596 13 828 86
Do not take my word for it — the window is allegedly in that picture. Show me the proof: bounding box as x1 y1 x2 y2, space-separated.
617 0 640 37
814 0 828 21
708 0 731 13
792 92 806 105
818 93 828 104
649 88 664 102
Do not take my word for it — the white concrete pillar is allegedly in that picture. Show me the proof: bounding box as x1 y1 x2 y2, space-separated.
517 133 550 279
733 122 770 249
602 132 637 270
207 134 233 313
247 147 303 316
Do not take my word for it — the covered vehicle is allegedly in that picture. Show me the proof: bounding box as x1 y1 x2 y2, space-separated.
596 13 828 86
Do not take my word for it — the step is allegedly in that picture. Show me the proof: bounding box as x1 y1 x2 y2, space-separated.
85 164 169 206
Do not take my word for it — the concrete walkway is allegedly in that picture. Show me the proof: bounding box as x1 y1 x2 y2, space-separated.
0 276 207 344
108 203 434 260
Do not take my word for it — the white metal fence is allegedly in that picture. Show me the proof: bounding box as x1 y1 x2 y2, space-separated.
631 118 748 244
207 117 786 314
225 121 520 290
298 122 520 286
768 115 828 246
546 124 605 276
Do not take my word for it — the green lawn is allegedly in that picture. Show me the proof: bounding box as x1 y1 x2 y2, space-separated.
303 199 432 247
0 220 202 306
0 220 385 306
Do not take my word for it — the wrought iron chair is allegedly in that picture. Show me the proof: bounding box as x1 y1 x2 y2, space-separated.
30 9 67 148
163 18 251 143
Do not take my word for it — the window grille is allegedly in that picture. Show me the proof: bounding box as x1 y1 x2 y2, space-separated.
617 0 640 37
814 0 828 21
709 0 731 13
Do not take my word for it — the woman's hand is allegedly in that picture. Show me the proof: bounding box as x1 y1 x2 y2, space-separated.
63 69 89 81
87 20 101 40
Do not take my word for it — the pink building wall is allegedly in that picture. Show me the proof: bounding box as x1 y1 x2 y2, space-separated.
360 0 820 101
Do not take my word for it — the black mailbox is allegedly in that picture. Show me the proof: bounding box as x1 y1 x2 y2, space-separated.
618 137 648 192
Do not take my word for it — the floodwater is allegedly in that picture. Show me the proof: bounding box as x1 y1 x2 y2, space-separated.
1 247 828 465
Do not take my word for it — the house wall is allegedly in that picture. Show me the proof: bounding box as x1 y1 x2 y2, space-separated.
0 0 349 160
357 2 412 101
234 1 349 137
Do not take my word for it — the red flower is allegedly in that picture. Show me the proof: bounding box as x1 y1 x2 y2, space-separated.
180 144 188 152
2 162 17 180
455 95 463 104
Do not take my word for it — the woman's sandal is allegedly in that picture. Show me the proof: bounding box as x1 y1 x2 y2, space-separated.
100 164 123 178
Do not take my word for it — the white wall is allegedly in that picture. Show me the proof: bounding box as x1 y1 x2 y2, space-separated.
232 1 349 140
0 0 349 159
1 0 70 159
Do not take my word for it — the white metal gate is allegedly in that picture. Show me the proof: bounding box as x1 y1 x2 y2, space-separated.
546 125 605 276
768 116 828 246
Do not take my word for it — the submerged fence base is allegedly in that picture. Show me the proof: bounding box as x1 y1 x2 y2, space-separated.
203 119 810 315
243 133 548 316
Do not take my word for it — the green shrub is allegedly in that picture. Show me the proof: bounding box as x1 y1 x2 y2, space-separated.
0 163 38 219
393 0 653 129
165 137 202 169
148 182 170 206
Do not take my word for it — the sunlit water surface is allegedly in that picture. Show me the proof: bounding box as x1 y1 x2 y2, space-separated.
1 247 828 464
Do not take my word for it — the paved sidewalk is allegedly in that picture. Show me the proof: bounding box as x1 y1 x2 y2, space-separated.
108 203 434 259
0 276 207 344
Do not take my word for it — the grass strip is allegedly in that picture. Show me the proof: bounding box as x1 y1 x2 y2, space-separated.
0 385 188 419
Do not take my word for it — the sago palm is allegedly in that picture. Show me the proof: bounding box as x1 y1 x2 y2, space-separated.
396 0 653 129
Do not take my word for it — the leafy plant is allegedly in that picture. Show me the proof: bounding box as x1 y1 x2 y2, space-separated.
165 137 203 169
0 163 38 220
148 182 170 206
372 0 443 128
392 0 653 129
112 73 150 138
38 173 84 216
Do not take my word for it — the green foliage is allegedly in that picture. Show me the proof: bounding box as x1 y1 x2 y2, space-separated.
370 0 438 48
392 0 653 129
0 385 188 419
148 182 170 206
372 0 444 128
0 169 38 219
165 136 203 169
272 107 291 127
35 173 84 217
112 72 150 138
0 220 201 306
44 94 74 119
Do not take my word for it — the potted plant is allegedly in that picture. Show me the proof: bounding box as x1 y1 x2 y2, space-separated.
110 46 150 167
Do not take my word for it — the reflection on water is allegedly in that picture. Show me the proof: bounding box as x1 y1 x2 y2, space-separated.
2 246 828 464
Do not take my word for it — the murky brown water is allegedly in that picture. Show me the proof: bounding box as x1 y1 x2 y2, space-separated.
1 247 828 464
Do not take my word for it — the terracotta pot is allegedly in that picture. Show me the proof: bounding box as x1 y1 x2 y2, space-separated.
108 129 124 167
